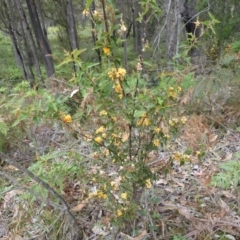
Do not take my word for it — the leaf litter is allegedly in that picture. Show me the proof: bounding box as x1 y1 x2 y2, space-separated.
1 113 240 239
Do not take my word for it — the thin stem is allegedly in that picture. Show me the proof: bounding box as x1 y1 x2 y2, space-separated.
101 0 109 33
0 151 82 238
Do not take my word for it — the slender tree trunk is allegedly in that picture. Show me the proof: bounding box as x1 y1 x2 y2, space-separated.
132 0 143 56
165 0 181 61
66 0 79 73
181 0 202 64
66 0 79 51
14 0 43 84
5 0 30 80
36 0 48 40
13 0 36 85
90 1 102 65
26 0 55 78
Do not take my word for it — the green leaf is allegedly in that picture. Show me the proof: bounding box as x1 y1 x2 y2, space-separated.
0 120 8 135
86 0 94 9
133 110 146 118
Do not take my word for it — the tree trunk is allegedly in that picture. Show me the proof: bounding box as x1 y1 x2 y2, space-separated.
26 0 55 78
132 0 143 56
165 0 181 61
13 0 37 85
66 0 79 51
5 0 30 80
90 1 102 65
14 0 43 84
181 0 202 62
66 0 79 73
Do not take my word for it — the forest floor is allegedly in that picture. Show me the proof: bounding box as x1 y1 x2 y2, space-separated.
0 115 240 240
0 83 240 240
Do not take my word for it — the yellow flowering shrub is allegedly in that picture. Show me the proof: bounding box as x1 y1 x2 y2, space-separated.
55 2 197 229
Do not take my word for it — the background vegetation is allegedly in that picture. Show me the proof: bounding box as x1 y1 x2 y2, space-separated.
0 0 240 239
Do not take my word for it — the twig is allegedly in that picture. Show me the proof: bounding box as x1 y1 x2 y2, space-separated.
0 151 82 238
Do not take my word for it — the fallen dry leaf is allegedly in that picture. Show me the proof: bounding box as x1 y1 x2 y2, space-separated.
178 207 195 221
209 134 218 143
120 230 148 240
70 88 79 98
121 132 129 142
3 190 23 209
71 196 91 212
219 198 230 217
92 225 109 236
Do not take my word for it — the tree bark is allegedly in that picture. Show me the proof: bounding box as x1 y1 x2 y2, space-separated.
132 0 143 56
14 0 43 84
4 0 30 80
26 0 55 78
165 0 181 61
66 0 79 51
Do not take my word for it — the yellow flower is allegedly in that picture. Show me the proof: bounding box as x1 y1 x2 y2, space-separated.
172 152 181 161
168 87 178 99
100 110 108 116
144 117 150 126
153 139 160 147
164 133 170 139
121 192 127 200
169 120 174 126
102 133 107 138
82 9 90 16
61 114 72 123
94 136 103 144
117 209 123 217
120 19 127 32
194 20 201 28
93 10 98 18
111 116 117 122
114 140 121 146
108 69 115 81
103 148 109 156
182 154 190 162
103 47 111 56
112 133 119 138
180 116 187 124
169 118 178 126
84 134 92 141
108 67 126 81
137 115 150 126
95 126 106 134
113 83 123 94
117 68 126 81
169 87 174 92
88 192 97 198
97 191 107 199
111 183 117 191
154 127 161 133
145 179 152 189
195 151 201 157
136 62 142 71
178 86 182 93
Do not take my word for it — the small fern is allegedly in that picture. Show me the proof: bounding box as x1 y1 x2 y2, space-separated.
0 119 8 135
211 156 240 189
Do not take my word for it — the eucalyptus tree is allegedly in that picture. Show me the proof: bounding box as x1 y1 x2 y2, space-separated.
0 0 55 82
26 0 55 78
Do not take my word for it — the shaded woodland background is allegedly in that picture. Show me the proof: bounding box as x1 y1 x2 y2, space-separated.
1 1 240 240
0 0 239 83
